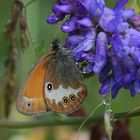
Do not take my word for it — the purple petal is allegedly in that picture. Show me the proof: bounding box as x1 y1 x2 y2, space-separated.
110 34 127 59
75 1 88 16
99 8 119 32
107 16 128 33
114 0 128 14
95 32 107 57
85 63 94 74
67 35 84 46
100 6 129 33
125 28 140 47
99 59 111 83
124 83 135 97
117 22 129 33
73 38 94 52
73 28 96 52
100 75 111 96
53 4 73 13
93 32 107 73
85 28 96 40
111 56 123 82
134 80 140 94
130 14 140 27
127 84 135 97
123 74 133 86
61 16 77 32
122 57 136 85
121 9 135 20
94 0 105 17
111 80 122 98
96 0 105 11
77 17 93 27
79 0 97 16
136 69 140 80
47 13 64 24
123 56 136 74
81 53 94 61
130 47 140 65
59 0 69 4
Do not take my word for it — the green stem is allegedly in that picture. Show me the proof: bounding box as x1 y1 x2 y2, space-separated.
131 0 137 8
0 111 140 129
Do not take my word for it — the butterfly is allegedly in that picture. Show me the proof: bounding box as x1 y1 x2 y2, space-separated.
16 39 87 115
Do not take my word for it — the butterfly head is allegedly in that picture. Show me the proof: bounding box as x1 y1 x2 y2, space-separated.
51 39 61 51
51 39 71 61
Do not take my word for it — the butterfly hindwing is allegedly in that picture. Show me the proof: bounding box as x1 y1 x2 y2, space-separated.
44 52 87 113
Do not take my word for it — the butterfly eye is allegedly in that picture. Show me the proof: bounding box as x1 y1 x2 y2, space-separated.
69 94 76 101
46 82 53 91
62 96 69 104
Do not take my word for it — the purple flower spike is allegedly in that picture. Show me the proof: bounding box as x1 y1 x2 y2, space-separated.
47 0 140 98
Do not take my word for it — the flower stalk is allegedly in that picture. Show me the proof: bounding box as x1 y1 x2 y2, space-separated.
0 110 139 129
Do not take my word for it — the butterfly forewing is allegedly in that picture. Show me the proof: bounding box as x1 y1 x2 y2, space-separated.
17 54 51 115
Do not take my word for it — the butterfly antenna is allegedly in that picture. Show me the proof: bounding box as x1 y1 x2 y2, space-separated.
75 102 103 140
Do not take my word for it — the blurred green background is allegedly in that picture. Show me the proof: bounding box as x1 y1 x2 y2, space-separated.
0 0 140 140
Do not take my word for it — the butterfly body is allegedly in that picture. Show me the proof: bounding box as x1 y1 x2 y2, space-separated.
17 40 87 115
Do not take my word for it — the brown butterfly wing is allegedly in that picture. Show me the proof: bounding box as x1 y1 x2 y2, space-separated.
44 53 87 113
17 54 52 115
